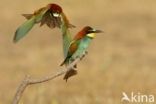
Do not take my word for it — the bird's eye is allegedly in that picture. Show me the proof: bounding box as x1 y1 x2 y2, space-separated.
53 12 60 17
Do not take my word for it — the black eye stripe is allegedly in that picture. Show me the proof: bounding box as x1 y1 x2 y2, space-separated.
87 30 94 34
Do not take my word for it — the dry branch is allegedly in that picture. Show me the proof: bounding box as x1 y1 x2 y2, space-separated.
12 54 86 104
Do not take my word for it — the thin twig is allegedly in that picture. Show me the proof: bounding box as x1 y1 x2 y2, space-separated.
12 54 85 104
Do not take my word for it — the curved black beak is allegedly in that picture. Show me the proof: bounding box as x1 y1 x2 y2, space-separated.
94 29 103 33
89 29 103 33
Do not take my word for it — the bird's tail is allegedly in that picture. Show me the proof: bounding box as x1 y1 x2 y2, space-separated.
60 57 78 81
63 69 77 82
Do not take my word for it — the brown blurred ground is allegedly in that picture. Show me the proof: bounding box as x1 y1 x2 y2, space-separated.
0 0 156 104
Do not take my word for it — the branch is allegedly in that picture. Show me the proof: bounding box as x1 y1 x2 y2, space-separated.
12 54 86 104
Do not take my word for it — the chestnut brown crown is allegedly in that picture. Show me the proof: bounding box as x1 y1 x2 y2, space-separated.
48 3 63 13
74 26 103 40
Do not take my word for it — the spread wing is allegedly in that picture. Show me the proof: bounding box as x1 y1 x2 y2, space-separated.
13 8 48 43
13 17 36 43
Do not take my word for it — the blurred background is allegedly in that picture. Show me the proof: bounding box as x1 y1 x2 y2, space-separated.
0 0 156 104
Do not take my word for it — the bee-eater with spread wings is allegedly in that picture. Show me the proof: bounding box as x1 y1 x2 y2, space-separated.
13 3 75 57
60 26 103 81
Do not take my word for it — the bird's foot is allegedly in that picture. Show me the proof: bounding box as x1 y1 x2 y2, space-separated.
85 51 88 55
80 51 88 60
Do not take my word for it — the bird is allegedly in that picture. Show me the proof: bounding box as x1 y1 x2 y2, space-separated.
60 26 103 81
13 3 75 43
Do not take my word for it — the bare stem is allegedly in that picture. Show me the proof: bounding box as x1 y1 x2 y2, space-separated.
12 54 85 104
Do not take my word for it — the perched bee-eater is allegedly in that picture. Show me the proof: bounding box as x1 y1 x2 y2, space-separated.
13 3 75 43
60 26 103 81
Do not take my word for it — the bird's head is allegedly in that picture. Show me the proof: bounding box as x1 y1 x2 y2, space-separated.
47 3 63 17
74 26 103 40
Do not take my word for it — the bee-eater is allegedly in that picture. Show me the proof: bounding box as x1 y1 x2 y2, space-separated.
60 26 103 81
13 3 75 43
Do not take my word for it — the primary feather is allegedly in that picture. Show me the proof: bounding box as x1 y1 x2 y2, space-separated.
13 17 36 43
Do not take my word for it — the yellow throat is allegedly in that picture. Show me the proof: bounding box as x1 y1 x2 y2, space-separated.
87 33 95 38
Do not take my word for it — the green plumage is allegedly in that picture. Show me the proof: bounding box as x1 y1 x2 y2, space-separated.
13 9 47 43
13 17 35 43
60 14 72 58
61 36 92 66
71 37 92 60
